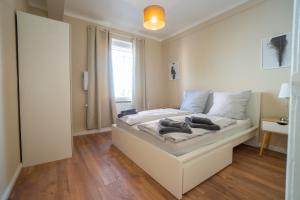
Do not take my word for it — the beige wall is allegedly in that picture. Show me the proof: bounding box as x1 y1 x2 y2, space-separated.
162 0 293 151
63 16 165 132
145 39 166 109
26 7 166 132
0 0 28 197
27 0 292 150
63 16 88 132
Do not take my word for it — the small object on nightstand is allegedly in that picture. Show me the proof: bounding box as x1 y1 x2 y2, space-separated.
277 120 288 125
278 82 290 123
259 117 288 156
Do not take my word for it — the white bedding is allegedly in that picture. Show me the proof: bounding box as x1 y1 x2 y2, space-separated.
116 117 252 156
137 114 236 143
119 108 190 125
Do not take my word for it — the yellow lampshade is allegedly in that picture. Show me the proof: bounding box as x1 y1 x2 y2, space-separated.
144 5 165 30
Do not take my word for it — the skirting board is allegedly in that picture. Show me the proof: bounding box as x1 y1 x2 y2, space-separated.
258 143 287 154
1 163 22 200
73 127 112 136
268 145 287 154
244 129 286 154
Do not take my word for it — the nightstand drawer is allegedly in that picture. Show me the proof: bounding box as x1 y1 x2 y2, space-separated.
262 121 288 134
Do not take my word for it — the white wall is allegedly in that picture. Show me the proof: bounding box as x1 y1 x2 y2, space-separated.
162 0 293 151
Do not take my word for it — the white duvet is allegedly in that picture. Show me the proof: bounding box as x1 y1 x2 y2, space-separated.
137 114 236 143
119 108 190 125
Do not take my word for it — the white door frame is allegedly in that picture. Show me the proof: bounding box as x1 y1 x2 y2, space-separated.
286 0 300 199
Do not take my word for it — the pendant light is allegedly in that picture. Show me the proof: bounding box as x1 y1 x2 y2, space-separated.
144 5 166 30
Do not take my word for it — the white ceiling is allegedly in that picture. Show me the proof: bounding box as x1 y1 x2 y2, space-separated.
29 0 249 41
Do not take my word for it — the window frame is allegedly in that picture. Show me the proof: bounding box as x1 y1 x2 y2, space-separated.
110 35 135 103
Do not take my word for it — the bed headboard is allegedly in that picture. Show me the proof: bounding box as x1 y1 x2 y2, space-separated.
204 91 261 127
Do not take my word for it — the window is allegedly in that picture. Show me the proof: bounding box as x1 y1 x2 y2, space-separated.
111 38 134 102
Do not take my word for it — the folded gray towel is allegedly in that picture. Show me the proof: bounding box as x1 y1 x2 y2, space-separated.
185 117 220 130
158 124 192 135
159 118 188 129
190 116 214 125
118 109 137 118
121 109 137 114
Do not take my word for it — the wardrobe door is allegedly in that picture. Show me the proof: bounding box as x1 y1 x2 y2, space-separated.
286 0 300 199
17 12 72 167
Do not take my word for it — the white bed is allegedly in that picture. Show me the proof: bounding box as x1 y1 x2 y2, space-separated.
116 117 251 156
112 92 261 199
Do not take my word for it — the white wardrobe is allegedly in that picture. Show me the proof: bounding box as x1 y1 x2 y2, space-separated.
17 12 72 167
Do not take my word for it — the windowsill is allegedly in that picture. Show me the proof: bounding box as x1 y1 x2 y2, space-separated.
115 101 132 104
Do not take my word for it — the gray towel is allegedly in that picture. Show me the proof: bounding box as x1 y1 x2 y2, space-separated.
185 117 220 130
158 118 192 135
190 116 214 125
118 109 137 118
159 118 188 128
158 124 192 135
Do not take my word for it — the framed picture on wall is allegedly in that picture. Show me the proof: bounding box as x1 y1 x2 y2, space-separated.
169 62 180 80
261 33 292 69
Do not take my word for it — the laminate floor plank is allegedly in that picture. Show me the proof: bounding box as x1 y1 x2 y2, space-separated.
10 132 286 200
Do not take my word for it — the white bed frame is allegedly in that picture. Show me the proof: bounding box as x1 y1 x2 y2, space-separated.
112 92 261 199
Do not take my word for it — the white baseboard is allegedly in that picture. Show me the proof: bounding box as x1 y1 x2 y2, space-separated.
73 127 112 136
257 142 287 154
1 163 22 200
267 144 287 154
243 130 287 154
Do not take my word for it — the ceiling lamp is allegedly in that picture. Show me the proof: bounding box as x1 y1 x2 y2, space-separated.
144 5 166 30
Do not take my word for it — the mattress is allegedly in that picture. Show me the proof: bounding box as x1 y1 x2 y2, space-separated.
119 108 190 125
116 117 252 156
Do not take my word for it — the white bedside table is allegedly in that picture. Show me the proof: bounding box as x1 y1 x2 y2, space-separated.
259 118 288 156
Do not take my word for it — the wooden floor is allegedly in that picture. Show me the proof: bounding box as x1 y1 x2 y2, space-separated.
10 132 286 200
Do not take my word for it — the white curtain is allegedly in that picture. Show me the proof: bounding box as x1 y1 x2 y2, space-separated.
108 33 117 123
86 26 116 129
133 38 147 111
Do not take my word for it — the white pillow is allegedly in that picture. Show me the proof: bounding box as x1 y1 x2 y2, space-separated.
180 90 210 113
203 91 214 114
207 90 251 120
